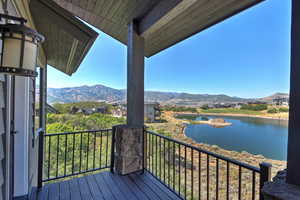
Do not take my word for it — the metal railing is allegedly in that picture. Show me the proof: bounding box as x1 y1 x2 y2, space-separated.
42 129 112 182
144 130 272 200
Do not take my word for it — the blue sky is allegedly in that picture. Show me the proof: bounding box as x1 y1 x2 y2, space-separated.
47 0 291 98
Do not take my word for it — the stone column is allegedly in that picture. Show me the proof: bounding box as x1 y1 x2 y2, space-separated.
262 170 300 200
113 125 144 175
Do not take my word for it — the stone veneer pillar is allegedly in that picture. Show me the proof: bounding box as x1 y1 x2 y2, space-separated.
262 169 300 200
113 125 144 175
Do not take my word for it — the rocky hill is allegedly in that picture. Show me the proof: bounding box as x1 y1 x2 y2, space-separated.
47 84 286 106
260 92 289 103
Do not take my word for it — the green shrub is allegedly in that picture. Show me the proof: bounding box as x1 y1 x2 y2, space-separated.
267 108 278 114
46 113 125 133
279 107 289 112
241 104 268 111
53 101 113 114
201 104 209 110
162 106 197 113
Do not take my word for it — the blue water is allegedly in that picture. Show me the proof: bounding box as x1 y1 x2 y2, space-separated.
183 115 288 161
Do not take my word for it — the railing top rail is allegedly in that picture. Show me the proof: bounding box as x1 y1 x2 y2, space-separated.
45 129 112 136
145 130 260 173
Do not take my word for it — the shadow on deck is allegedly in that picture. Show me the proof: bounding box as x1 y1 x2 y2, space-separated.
33 171 182 200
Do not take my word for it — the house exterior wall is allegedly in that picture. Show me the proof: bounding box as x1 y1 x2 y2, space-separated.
13 77 30 198
0 74 6 200
0 1 41 199
28 77 38 197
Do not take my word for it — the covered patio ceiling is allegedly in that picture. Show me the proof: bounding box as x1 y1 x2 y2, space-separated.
52 0 264 57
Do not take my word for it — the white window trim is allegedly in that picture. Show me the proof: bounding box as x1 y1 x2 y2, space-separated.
13 77 30 197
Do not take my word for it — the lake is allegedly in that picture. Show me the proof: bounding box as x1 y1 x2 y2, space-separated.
180 115 288 161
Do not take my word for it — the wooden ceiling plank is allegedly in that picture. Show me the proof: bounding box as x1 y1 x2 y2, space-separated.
138 0 182 36
141 0 198 38
103 0 126 33
147 0 260 56
148 0 242 47
51 0 264 58
86 0 97 12
148 0 223 45
31 0 97 42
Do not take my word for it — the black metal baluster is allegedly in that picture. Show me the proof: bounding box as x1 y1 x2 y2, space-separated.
239 166 242 200
48 136 51 179
72 133 75 174
56 135 60 178
252 171 256 200
86 132 90 170
160 137 162 178
227 161 230 200
156 135 158 176
106 130 109 167
199 152 201 200
191 149 194 200
146 133 149 169
216 158 219 200
79 132 83 172
207 154 210 200
152 134 154 173
151 135 154 174
164 138 166 183
173 141 175 191
168 140 171 186
99 131 102 167
178 144 181 196
93 132 96 169
185 146 187 198
64 134 67 176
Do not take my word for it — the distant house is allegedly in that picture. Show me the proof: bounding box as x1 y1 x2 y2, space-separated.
145 103 161 123
273 97 289 106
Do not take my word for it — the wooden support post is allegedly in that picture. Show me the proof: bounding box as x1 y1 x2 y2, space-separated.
113 21 145 174
127 21 145 127
37 65 47 189
287 0 300 186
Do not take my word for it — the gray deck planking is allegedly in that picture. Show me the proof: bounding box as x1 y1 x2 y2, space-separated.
34 171 182 200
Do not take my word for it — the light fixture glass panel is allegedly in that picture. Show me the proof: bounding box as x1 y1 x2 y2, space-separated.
2 38 22 68
23 41 37 71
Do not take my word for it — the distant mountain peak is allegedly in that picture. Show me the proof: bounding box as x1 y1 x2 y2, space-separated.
47 84 282 106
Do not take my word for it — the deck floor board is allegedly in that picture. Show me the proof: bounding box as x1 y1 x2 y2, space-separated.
35 171 182 200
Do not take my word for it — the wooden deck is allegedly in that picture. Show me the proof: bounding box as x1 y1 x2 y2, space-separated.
33 171 182 200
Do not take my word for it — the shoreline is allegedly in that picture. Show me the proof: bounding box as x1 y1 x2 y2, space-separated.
176 111 289 121
148 122 286 178
182 129 286 162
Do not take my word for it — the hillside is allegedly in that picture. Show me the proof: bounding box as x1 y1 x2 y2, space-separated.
47 84 254 105
260 92 289 103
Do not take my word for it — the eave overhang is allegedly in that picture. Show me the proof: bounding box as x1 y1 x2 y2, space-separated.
52 0 265 57
30 0 98 75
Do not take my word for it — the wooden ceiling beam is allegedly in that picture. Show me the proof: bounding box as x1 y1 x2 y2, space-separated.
138 0 200 38
138 0 182 37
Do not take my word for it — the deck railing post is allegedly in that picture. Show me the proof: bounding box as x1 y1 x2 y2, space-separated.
110 126 116 173
259 162 272 200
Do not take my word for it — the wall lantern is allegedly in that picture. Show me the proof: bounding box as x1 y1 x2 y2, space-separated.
0 14 44 77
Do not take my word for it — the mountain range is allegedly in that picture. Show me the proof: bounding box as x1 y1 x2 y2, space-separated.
47 84 288 106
